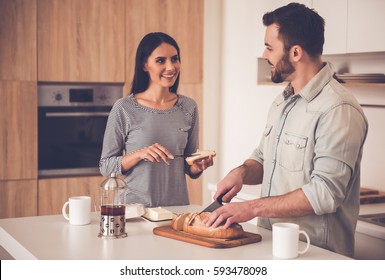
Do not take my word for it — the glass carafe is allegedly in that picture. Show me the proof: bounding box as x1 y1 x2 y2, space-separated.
96 172 128 238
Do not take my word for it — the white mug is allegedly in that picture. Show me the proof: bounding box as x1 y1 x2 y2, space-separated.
62 196 91 225
272 222 310 259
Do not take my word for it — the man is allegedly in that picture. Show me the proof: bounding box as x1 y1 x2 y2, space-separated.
205 3 368 258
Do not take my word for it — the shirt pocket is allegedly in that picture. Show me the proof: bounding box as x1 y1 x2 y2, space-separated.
174 126 190 154
279 132 308 172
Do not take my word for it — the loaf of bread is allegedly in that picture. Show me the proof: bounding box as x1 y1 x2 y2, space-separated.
171 212 244 239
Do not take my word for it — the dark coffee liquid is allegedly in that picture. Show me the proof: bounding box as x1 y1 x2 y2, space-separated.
101 205 125 216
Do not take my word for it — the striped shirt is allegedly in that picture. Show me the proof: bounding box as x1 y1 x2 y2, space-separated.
99 93 200 207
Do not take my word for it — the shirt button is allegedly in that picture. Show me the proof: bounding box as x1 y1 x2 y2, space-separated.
296 144 300 148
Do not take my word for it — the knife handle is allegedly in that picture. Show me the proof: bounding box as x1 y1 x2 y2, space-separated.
216 194 224 204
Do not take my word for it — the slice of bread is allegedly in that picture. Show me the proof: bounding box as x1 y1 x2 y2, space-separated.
185 150 216 165
171 213 190 231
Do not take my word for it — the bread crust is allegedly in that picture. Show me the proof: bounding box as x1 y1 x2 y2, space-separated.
171 212 244 239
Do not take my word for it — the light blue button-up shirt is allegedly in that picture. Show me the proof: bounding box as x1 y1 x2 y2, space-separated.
250 62 368 257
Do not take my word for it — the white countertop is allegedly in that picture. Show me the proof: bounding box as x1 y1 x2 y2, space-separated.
0 205 349 260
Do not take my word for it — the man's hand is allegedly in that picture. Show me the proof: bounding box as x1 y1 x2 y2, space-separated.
204 200 257 229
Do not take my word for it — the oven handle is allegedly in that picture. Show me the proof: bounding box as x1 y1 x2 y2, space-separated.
45 112 110 117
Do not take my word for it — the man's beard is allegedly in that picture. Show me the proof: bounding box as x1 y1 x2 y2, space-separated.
270 52 295 83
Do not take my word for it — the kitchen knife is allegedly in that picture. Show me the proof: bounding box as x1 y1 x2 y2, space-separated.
200 194 224 213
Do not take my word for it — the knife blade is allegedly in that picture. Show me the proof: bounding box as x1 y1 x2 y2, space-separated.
200 194 224 213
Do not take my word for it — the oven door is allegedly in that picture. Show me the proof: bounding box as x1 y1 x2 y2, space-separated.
38 106 111 177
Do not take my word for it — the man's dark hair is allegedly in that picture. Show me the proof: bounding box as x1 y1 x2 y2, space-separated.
263 2 325 57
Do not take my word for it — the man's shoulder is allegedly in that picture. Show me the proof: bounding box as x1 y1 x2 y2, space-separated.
308 80 363 113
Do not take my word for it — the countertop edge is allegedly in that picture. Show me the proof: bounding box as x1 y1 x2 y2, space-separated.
0 227 37 260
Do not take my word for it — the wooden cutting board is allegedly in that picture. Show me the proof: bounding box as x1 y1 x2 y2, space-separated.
360 187 385 204
153 226 262 248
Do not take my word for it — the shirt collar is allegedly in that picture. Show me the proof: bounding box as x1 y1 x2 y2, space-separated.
280 62 335 103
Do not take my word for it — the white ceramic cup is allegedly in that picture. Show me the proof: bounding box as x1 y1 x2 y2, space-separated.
272 222 310 259
62 196 91 225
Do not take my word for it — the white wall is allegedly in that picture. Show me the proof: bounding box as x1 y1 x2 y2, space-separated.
203 0 284 205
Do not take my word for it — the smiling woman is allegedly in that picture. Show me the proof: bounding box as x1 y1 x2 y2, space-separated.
99 32 214 208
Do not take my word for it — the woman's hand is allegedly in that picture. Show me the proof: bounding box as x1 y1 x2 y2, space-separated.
139 143 174 165
189 156 214 175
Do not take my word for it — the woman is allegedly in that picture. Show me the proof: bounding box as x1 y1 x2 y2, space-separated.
99 32 213 207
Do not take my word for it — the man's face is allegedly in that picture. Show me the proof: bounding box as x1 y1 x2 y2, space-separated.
262 24 295 83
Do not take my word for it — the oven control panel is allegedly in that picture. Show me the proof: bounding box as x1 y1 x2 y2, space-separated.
38 84 123 107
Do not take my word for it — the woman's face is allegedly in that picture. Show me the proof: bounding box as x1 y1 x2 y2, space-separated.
144 43 180 89
262 24 295 83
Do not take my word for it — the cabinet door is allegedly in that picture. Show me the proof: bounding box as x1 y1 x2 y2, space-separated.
0 82 37 180
0 0 37 81
38 0 125 82
38 176 103 215
0 180 38 218
313 0 348 55
347 0 385 53
126 0 203 85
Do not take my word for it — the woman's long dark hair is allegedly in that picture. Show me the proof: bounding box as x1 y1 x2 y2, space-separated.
130 32 181 94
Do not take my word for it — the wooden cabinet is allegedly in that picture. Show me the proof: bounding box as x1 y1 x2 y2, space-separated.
37 0 125 82
0 82 38 181
0 0 37 81
0 180 38 218
125 0 203 85
38 176 104 215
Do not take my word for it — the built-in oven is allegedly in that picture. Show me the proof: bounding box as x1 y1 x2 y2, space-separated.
38 84 122 178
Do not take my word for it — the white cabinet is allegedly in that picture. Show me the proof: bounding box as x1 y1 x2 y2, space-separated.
313 0 348 55
347 0 385 53
314 0 385 54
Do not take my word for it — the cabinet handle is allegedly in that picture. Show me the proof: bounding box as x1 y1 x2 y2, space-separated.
45 112 110 117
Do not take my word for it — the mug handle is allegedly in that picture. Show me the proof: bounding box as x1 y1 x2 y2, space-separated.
62 201 70 221
298 230 310 255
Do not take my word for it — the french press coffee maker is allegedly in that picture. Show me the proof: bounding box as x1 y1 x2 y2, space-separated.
97 172 128 239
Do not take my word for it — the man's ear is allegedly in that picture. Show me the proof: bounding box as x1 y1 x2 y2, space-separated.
291 45 302 61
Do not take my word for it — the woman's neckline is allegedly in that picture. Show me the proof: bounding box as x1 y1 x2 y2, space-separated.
130 93 181 113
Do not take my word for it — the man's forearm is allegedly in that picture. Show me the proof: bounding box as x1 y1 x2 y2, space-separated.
251 188 315 218
239 159 264 185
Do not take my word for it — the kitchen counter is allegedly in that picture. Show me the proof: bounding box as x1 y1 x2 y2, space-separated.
0 205 349 260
